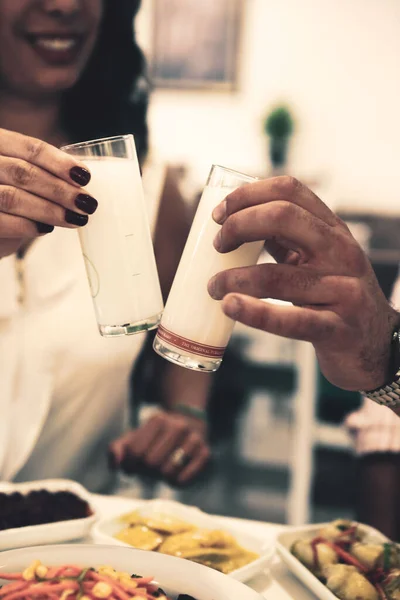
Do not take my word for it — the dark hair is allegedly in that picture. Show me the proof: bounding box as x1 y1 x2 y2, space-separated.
61 0 149 162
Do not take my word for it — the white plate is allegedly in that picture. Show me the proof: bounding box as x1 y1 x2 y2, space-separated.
91 498 273 582
275 522 389 600
0 479 98 550
0 544 263 600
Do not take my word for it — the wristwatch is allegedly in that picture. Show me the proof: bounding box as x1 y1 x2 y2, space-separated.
362 328 400 408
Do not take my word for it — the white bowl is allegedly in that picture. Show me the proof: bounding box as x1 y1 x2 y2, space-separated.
275 522 389 600
0 479 97 550
91 498 273 582
0 544 263 600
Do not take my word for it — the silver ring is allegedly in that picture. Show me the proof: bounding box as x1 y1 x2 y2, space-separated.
170 447 187 468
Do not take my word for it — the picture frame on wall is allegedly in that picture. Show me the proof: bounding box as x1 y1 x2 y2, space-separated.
150 0 242 91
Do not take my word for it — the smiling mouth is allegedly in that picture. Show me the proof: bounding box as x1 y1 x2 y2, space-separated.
34 37 78 51
24 33 85 64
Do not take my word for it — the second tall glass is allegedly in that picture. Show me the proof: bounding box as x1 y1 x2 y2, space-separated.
62 135 163 337
153 165 263 372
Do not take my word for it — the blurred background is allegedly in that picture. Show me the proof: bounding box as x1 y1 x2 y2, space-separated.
127 0 400 526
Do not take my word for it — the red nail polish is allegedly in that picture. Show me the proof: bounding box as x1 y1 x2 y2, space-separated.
65 210 88 226
75 194 98 214
70 166 91 186
36 222 54 234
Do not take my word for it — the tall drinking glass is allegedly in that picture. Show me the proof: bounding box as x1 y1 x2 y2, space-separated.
153 165 263 372
62 135 163 337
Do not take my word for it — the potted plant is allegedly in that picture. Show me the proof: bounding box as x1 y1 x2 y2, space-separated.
264 105 295 173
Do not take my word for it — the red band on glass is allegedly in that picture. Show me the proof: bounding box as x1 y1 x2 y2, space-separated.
157 325 225 359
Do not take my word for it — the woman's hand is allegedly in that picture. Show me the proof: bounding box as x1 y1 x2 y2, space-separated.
0 128 98 258
208 176 399 392
109 411 211 485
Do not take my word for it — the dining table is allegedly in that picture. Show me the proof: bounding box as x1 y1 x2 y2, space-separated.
88 493 317 600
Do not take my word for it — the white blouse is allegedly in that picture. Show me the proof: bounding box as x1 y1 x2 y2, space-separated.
0 160 166 492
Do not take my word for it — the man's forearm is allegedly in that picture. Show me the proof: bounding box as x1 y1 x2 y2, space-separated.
161 361 212 414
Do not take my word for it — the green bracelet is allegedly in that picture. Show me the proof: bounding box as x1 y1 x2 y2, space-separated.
172 403 207 422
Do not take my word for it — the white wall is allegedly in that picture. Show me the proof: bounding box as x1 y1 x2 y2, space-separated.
136 0 400 213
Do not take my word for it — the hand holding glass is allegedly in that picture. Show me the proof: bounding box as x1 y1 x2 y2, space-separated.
153 165 263 372
62 135 163 337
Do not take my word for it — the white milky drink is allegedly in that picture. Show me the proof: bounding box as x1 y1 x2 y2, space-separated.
154 165 263 372
62 135 163 337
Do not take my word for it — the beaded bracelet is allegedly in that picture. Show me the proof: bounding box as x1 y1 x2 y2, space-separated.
172 403 207 422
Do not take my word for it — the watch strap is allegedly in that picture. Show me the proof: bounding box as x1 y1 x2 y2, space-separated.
363 367 400 407
362 330 400 408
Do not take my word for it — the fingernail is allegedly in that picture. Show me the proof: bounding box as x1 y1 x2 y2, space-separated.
65 209 89 226
212 201 226 224
70 166 91 186
208 276 219 300
224 295 242 320
75 193 98 214
213 230 222 251
36 222 54 234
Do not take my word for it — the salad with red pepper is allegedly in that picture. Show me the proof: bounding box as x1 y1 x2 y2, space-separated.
0 562 199 600
291 519 400 600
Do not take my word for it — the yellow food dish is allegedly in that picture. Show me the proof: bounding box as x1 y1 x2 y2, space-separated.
114 511 259 574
